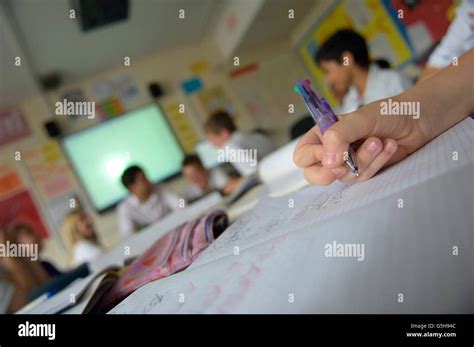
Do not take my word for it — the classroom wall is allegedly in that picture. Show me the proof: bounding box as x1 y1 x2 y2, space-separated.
2 28 311 267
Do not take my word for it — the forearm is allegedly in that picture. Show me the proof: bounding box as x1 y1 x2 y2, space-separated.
418 65 440 82
397 49 473 141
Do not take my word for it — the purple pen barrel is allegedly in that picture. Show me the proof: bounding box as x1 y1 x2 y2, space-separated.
295 78 360 176
318 98 339 134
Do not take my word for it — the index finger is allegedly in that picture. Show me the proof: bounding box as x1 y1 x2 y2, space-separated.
293 126 323 168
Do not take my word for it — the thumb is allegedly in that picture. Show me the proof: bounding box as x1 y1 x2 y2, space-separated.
321 112 373 168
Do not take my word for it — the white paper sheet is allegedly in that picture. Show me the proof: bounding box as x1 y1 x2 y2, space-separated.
108 119 473 314
192 119 473 267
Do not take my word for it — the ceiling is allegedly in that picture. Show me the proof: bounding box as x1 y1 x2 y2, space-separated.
236 0 318 52
6 0 223 81
0 0 316 108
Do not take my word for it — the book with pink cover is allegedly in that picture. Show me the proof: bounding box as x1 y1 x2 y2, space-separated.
99 210 228 310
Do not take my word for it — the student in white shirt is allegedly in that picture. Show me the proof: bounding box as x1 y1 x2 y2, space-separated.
117 165 183 238
182 154 241 201
204 111 275 176
61 209 103 267
315 29 412 114
294 49 474 185
420 0 474 80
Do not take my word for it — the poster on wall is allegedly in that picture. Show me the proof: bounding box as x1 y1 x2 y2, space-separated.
228 56 307 130
0 190 49 239
162 100 201 154
189 59 210 76
22 141 76 202
390 0 457 58
90 74 140 119
296 0 414 105
0 107 31 147
0 163 23 200
196 85 237 121
95 96 126 120
111 74 141 106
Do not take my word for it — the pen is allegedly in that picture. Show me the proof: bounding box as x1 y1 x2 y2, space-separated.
295 79 359 176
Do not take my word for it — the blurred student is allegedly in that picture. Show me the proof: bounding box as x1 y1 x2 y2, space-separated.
294 49 474 185
117 165 183 238
420 0 474 80
0 265 26 313
0 228 28 313
13 224 61 277
182 154 241 201
204 110 274 176
315 29 412 114
0 226 54 312
61 209 103 266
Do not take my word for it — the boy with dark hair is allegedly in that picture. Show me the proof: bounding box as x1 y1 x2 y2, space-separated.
117 165 182 238
182 154 240 200
204 110 274 176
315 29 412 114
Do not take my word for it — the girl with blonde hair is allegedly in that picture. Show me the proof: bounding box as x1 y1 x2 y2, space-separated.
61 209 103 267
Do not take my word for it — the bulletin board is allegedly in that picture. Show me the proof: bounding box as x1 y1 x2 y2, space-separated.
296 0 413 105
296 0 459 105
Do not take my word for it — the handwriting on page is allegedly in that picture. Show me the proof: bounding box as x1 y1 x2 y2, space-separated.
193 119 473 267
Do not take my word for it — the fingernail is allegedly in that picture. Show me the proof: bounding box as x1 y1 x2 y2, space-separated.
331 167 345 177
386 141 397 153
322 152 336 166
366 141 379 153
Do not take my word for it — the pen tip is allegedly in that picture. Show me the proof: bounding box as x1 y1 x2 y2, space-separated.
354 171 360 177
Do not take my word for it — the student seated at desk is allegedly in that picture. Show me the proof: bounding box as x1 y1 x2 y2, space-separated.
204 110 274 176
0 226 57 311
117 165 183 238
294 49 474 185
315 29 412 114
13 224 62 277
182 154 241 201
61 209 103 267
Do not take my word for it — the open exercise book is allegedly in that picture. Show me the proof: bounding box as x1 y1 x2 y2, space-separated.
109 118 473 314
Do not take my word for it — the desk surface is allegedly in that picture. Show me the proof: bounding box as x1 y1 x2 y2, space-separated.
110 164 473 314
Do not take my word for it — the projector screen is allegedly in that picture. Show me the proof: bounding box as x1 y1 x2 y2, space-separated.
62 104 184 212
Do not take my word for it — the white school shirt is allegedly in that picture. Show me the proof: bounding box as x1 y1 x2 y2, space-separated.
185 167 229 201
71 240 103 267
428 0 474 69
117 186 182 238
223 131 275 176
339 64 412 115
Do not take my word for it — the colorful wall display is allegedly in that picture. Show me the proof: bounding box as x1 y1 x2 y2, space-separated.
296 0 459 105
196 85 236 120
296 0 414 105
0 107 31 147
22 141 76 202
0 163 23 199
162 100 201 154
0 190 49 239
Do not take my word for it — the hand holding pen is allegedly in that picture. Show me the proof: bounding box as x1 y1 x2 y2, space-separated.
295 79 360 176
293 50 474 186
293 79 401 185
